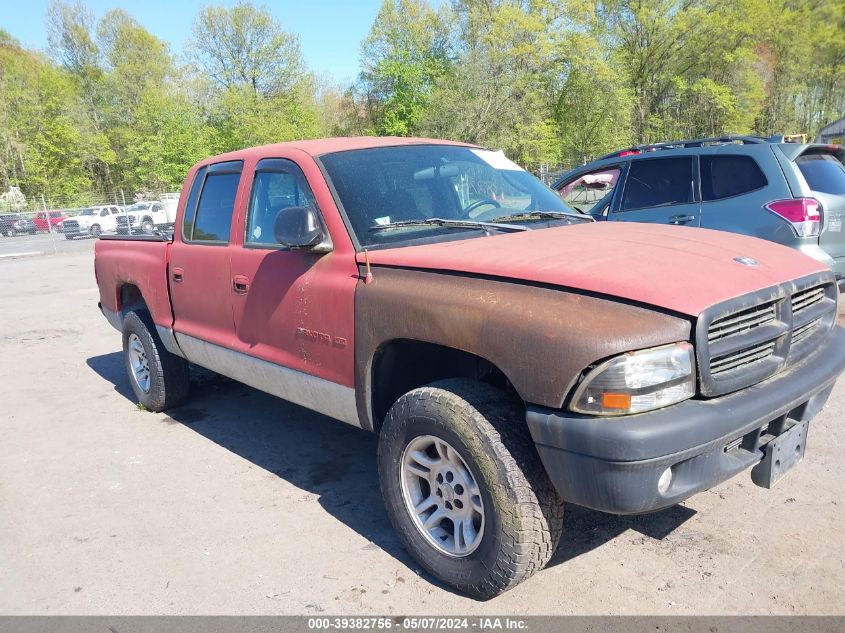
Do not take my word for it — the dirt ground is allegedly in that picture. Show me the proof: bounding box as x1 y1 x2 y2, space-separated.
1 245 844 615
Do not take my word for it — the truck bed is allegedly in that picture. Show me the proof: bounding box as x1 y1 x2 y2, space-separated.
95 235 174 331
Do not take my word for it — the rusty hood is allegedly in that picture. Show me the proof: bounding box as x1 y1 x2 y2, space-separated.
359 222 828 317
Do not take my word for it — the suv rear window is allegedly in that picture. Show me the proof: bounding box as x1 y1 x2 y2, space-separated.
796 152 845 196
700 155 767 201
620 157 694 211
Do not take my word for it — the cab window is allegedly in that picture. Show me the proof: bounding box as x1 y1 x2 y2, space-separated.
187 161 243 243
246 160 319 247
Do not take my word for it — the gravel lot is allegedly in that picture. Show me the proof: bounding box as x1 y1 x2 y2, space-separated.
1 246 844 615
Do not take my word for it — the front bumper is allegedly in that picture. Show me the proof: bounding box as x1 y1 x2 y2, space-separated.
527 327 845 515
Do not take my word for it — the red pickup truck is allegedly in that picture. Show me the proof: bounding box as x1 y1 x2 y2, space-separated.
95 137 845 599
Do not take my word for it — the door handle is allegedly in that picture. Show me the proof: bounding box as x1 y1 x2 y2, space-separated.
668 214 696 225
233 275 250 294
172 267 184 283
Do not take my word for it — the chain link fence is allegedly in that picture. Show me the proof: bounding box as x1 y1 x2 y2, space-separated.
0 187 180 243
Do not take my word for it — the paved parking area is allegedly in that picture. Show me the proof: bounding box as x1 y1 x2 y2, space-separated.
0 232 95 259
1 248 844 615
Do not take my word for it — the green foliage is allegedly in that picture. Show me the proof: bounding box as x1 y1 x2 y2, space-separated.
358 0 454 136
189 1 304 95
1 0 843 202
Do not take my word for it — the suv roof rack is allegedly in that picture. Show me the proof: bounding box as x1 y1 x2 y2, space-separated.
598 135 778 161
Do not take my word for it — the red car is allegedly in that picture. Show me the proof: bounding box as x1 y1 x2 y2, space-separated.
34 211 67 232
94 137 845 599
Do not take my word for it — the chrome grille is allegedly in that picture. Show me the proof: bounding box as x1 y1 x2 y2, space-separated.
63 220 80 231
708 301 776 342
710 341 776 376
792 286 825 315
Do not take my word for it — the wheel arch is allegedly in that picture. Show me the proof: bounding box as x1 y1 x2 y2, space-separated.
366 337 520 433
116 283 149 322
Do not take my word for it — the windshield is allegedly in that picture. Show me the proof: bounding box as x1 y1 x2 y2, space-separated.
319 145 576 248
127 203 151 211
80 208 96 216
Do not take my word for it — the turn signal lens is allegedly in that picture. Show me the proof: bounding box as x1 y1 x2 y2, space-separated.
601 393 632 410
570 342 696 416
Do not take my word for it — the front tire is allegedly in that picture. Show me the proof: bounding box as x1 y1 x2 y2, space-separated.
141 217 154 234
122 310 189 412
378 379 564 599
90 224 101 237
6 228 16 237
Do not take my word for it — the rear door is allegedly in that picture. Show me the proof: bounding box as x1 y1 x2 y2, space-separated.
169 160 244 349
608 155 700 226
696 147 784 238
794 149 845 261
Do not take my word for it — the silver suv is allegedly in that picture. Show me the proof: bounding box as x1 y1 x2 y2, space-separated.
553 136 845 292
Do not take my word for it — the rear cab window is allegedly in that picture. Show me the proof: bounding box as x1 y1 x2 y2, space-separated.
182 161 243 243
795 152 845 196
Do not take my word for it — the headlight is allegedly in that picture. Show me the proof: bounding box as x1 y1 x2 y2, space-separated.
570 342 695 416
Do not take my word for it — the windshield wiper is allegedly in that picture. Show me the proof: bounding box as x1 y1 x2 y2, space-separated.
369 217 528 234
490 211 595 223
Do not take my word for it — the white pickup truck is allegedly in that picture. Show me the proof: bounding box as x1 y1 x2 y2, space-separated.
62 205 124 239
115 198 179 234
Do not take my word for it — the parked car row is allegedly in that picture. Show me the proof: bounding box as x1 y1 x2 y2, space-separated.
552 135 845 292
0 196 182 239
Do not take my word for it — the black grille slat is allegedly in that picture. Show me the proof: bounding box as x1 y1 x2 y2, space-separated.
792 318 821 344
792 287 825 314
711 342 776 375
708 302 777 342
707 322 787 359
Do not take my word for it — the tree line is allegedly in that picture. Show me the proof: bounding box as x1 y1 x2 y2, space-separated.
1 0 843 208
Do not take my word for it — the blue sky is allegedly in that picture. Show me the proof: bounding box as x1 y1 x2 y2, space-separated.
1 0 386 83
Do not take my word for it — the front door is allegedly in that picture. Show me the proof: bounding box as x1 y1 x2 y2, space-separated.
228 157 359 424
169 160 244 350
608 155 701 227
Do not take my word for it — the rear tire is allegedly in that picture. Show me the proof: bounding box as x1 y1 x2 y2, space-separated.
6 228 16 237
122 310 189 412
377 379 564 600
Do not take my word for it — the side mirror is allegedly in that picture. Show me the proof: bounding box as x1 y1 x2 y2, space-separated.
274 206 328 251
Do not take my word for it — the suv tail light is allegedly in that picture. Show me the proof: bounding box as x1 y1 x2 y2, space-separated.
765 198 822 237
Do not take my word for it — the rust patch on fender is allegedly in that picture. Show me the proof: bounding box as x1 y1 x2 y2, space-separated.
354 267 691 429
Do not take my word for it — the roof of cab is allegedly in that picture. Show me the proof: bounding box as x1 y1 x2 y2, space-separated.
198 136 478 166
